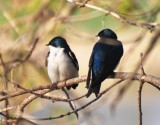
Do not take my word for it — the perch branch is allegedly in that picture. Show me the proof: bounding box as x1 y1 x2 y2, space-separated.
32 80 123 120
0 72 160 103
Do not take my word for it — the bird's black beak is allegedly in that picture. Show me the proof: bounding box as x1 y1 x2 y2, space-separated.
46 43 49 46
95 35 98 37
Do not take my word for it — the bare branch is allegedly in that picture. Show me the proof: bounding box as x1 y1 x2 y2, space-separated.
78 0 91 8
138 53 145 125
0 53 9 125
62 88 79 118
0 113 17 123
9 38 39 67
110 29 160 111
0 72 160 103
16 89 52 118
138 82 144 125
0 72 159 122
0 105 18 112
31 80 123 120
67 0 160 30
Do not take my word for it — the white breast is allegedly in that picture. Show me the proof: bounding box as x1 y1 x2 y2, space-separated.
47 46 78 84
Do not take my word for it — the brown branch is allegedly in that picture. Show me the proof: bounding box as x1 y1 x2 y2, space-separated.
67 0 160 30
138 53 145 125
16 89 52 118
78 0 91 8
111 29 160 111
0 72 159 121
0 113 17 123
0 53 8 89
111 37 160 110
138 82 144 125
0 53 9 125
0 37 39 77
8 37 39 67
0 105 18 112
0 72 160 103
0 35 39 125
15 91 86 118
16 88 84 119
31 80 123 120
0 93 82 113
0 71 159 121
33 92 86 102
62 88 78 118
7 82 86 102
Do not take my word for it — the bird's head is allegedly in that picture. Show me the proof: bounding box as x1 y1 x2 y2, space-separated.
97 29 117 39
46 36 69 49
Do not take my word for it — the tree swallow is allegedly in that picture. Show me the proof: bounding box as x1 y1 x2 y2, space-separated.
46 36 79 90
86 29 123 97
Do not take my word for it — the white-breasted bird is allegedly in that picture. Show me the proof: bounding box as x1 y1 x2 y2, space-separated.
46 36 79 90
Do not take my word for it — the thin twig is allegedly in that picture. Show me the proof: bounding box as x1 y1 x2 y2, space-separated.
62 88 79 118
10 38 39 66
0 37 39 71
67 0 160 30
78 0 91 8
16 89 52 118
110 29 160 111
10 79 86 102
138 82 144 125
140 53 145 75
31 80 123 120
138 53 145 125
0 113 17 123
0 53 9 125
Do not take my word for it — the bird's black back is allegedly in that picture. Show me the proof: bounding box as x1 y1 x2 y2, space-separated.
93 39 123 82
86 38 123 97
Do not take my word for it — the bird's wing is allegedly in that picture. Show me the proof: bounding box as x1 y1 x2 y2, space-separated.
87 40 123 97
86 53 94 88
91 44 123 88
106 45 123 71
45 51 50 67
68 50 79 70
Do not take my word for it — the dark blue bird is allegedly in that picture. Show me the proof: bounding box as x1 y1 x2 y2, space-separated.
46 36 79 90
86 29 123 97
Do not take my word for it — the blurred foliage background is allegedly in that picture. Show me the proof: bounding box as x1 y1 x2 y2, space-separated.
0 0 160 125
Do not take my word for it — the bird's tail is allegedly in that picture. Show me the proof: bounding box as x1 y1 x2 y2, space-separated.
86 84 101 98
66 83 78 90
